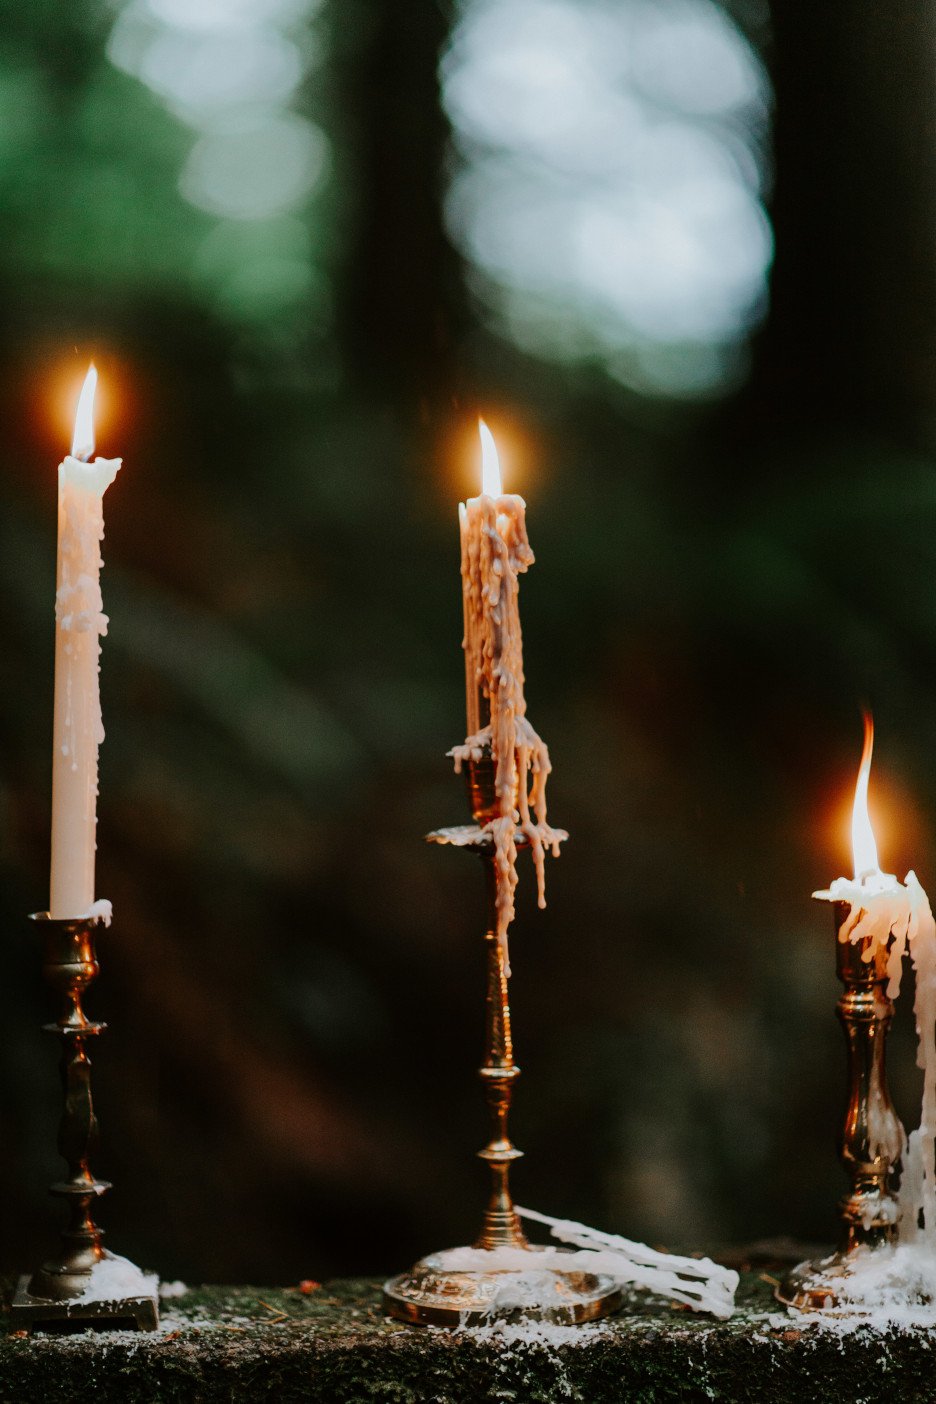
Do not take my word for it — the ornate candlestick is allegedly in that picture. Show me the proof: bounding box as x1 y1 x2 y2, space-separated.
778 901 904 1310
382 744 620 1326
11 912 158 1331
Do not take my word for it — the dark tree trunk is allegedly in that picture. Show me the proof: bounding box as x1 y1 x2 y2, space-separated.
740 0 936 445
332 0 466 415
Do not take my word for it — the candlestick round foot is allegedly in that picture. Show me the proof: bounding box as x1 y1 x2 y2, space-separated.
29 1261 100 1302
383 1246 622 1327
776 1248 895 1314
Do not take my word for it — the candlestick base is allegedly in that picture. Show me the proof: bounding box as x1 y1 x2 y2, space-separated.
383 1246 622 1327
10 1275 159 1333
775 1250 882 1314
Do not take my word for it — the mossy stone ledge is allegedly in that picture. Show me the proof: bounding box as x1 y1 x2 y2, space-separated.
2 1270 936 1403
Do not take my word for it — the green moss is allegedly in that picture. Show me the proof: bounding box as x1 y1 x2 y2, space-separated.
1 1274 934 1403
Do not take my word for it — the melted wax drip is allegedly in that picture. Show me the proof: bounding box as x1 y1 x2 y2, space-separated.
56 480 110 764
452 493 565 974
514 1206 738 1318
815 872 936 1244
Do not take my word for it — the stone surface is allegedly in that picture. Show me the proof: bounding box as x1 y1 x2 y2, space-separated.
1 1268 935 1402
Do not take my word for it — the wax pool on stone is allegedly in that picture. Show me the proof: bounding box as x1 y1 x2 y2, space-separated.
49 365 121 919
451 420 565 967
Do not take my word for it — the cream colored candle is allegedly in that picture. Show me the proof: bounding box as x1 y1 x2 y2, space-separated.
49 366 121 918
452 420 565 969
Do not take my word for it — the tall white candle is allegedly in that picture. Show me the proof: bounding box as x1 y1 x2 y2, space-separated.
49 366 121 918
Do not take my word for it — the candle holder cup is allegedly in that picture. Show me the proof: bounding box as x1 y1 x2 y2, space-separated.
11 912 158 1332
383 741 621 1326
777 901 904 1311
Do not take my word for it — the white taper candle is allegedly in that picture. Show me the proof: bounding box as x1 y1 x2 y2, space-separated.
49 366 121 918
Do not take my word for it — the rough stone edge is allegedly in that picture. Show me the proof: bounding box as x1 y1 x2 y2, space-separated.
2 1276 935 1403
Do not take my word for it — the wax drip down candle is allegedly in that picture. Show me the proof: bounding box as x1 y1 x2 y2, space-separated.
49 365 121 920
450 420 565 972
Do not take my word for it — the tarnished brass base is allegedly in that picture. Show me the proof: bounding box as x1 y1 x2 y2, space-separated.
10 1275 159 1332
383 1246 622 1327
776 1252 881 1314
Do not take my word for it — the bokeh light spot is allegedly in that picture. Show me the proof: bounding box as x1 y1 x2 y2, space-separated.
179 113 328 220
441 0 772 397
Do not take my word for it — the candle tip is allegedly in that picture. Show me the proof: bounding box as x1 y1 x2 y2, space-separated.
479 418 502 497
71 363 97 462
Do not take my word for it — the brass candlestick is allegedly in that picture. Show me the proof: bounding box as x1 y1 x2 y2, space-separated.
11 912 158 1331
383 744 621 1326
778 900 905 1310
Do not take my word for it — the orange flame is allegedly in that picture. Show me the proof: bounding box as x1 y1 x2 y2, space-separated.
852 711 881 881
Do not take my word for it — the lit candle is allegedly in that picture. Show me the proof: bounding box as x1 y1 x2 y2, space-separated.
49 365 121 919
814 714 936 1239
452 419 565 967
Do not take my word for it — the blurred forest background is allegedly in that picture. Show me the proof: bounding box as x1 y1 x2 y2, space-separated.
1 0 936 1285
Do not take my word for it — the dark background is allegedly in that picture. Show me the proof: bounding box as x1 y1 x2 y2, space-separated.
1 0 935 1285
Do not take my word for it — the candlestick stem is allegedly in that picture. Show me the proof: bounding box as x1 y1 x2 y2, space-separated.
835 906 903 1252
475 851 527 1250
28 914 109 1301
11 913 158 1331
777 902 904 1311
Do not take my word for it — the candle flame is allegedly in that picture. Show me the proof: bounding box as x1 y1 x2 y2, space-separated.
479 418 502 497
852 711 881 881
71 364 97 462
